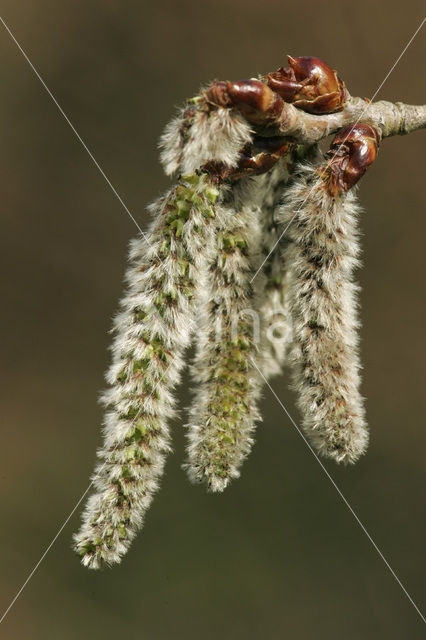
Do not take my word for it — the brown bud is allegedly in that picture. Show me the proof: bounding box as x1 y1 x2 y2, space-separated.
236 137 290 176
266 71 303 103
200 160 234 183
324 123 380 194
204 81 232 108
266 55 346 114
205 79 284 126
202 137 290 182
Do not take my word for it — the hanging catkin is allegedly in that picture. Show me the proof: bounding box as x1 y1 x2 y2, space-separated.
278 150 370 463
185 180 263 491
73 174 218 568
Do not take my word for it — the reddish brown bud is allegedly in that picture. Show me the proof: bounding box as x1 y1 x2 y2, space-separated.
324 123 380 194
236 137 290 176
266 55 346 114
205 79 284 126
204 81 232 108
266 73 303 102
202 137 290 182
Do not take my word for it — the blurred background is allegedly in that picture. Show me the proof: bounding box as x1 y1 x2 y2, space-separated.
0 1 425 638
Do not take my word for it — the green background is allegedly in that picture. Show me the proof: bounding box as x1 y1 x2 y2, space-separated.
0 1 425 638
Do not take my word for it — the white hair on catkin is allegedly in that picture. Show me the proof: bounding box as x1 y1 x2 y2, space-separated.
159 102 253 177
185 178 263 491
253 159 294 380
73 175 217 568
278 159 368 463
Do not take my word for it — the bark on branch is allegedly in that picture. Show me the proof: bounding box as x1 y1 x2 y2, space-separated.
261 96 426 144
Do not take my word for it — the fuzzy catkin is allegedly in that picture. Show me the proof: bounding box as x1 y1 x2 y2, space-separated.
159 102 253 177
279 160 368 463
185 180 263 491
73 174 218 568
254 160 294 380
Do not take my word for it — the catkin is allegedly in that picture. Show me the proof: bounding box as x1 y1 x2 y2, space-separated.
279 159 368 463
185 180 263 491
73 174 218 568
255 160 294 379
159 102 253 177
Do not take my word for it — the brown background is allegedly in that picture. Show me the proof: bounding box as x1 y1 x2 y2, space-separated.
0 1 425 638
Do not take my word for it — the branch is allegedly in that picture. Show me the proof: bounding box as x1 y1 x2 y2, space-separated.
258 96 426 144
159 79 425 180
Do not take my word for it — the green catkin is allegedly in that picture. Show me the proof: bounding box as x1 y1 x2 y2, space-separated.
73 173 218 568
185 182 262 491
